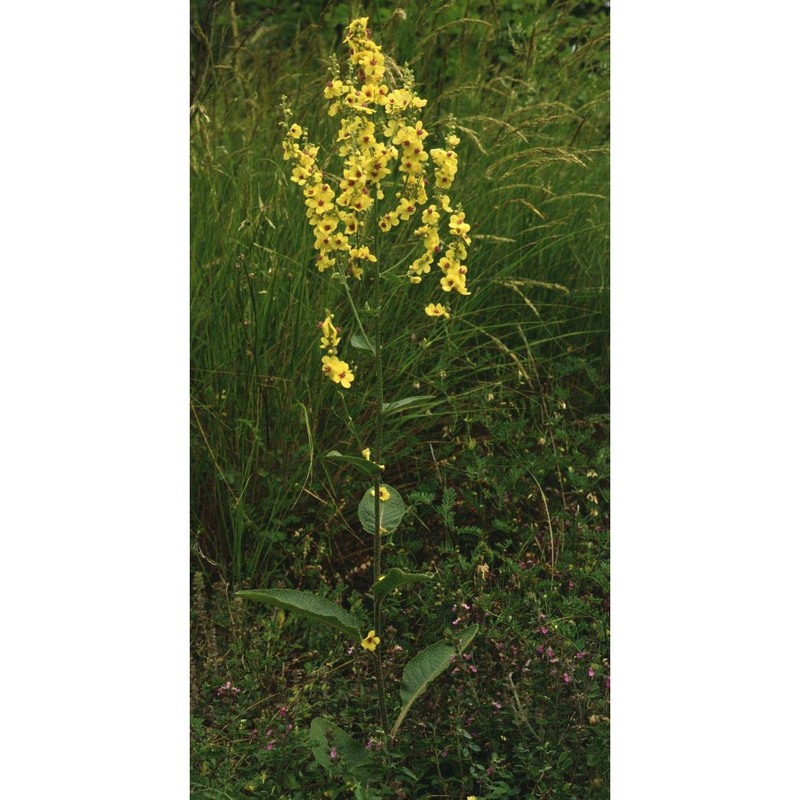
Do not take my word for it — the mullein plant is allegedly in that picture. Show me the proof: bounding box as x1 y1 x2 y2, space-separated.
237 17 477 786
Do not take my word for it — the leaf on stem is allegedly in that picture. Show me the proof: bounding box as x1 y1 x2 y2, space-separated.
390 624 479 739
326 450 383 477
371 567 432 602
235 588 362 642
350 332 376 354
358 484 406 536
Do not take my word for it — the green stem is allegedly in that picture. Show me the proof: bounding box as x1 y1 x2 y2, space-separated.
338 269 373 353
372 237 388 736
372 273 385 624
371 642 388 737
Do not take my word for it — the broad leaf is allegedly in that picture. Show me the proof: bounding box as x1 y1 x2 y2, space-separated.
236 589 361 642
381 395 436 414
372 567 432 602
326 450 383 477
358 484 406 536
350 333 376 354
309 717 376 783
390 625 479 738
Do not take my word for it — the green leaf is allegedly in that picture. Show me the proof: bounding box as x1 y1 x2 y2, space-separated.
309 717 376 782
326 450 383 477
235 589 361 642
350 333 376 354
358 484 406 536
381 395 436 414
371 567 432 602
390 625 479 738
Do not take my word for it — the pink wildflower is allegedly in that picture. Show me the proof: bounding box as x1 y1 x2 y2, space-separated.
216 680 241 698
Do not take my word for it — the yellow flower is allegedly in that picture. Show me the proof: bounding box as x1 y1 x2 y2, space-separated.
370 486 391 501
425 303 450 319
440 267 470 295
361 630 380 651
378 211 399 232
396 198 417 221
319 313 340 349
362 448 371 461
449 213 471 240
421 205 440 225
321 355 354 389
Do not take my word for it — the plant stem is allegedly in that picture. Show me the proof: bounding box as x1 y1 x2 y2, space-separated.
372 244 389 735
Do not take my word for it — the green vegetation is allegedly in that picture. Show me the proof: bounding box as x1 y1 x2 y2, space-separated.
191 1 609 797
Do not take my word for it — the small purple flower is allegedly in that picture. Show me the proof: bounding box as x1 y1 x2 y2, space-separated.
492 700 502 710
452 617 461 626
329 747 338 761
278 705 288 718
441 748 449 758
563 673 571 684
538 626 549 635
576 651 587 660
469 665 477 674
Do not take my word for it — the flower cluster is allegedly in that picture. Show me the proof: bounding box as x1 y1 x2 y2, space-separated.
281 15 473 391
215 680 240 699
318 311 354 388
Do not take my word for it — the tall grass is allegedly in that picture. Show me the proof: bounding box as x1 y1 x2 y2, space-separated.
191 0 609 586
